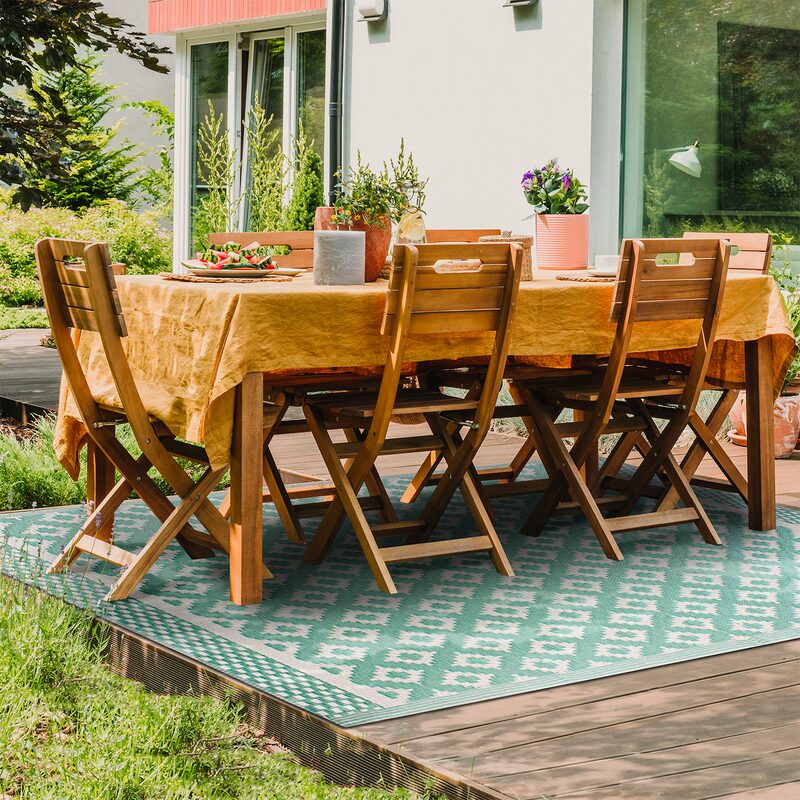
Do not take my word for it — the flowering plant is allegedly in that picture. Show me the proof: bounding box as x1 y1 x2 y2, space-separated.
521 159 589 215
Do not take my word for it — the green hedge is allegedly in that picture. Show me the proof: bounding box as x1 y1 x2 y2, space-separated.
0 200 172 306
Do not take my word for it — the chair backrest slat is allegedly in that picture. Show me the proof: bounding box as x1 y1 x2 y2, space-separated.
683 231 771 273
606 237 730 417
425 229 501 243
208 231 314 269
612 238 724 322
371 242 521 442
38 239 127 337
383 243 515 336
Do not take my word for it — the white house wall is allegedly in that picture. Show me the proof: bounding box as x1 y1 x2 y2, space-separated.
343 0 617 249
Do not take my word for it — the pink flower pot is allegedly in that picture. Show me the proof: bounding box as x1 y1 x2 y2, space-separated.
728 393 800 458
314 207 391 283
535 213 590 270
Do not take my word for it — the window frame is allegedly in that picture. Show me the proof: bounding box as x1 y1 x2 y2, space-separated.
174 15 326 265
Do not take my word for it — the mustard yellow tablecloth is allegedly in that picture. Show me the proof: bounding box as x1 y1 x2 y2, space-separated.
55 272 797 476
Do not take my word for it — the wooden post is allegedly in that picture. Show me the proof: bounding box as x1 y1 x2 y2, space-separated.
744 338 776 531
86 440 115 541
230 373 264 605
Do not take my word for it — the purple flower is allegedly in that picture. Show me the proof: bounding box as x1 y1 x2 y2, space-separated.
521 170 535 184
562 173 571 191
522 178 533 191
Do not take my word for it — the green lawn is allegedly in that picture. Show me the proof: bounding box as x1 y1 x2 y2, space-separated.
0 576 437 799
0 305 49 329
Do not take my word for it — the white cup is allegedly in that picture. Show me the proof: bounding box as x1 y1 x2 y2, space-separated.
593 254 619 275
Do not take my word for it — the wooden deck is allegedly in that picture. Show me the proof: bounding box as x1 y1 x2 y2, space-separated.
0 328 60 419
1 332 798 798
271 425 800 800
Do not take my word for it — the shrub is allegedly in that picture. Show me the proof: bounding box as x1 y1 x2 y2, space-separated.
282 125 324 232
0 416 87 510
0 201 172 306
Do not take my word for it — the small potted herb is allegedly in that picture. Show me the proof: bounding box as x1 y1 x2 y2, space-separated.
315 153 405 282
521 159 590 270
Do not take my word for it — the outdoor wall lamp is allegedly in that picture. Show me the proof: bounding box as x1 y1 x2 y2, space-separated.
357 0 388 23
668 140 702 178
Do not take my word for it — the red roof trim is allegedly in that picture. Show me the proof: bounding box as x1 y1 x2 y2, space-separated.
148 0 326 34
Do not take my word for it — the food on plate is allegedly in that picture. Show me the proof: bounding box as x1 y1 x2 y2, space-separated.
187 241 277 270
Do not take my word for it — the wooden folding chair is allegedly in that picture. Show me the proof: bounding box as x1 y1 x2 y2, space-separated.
297 242 522 593
208 231 315 270
654 232 772 507
518 237 731 558
37 238 271 601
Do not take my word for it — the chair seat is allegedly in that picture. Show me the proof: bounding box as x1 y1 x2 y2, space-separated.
266 371 382 395
309 389 479 420
548 376 686 403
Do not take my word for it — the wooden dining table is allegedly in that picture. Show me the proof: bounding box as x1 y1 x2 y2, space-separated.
55 270 797 605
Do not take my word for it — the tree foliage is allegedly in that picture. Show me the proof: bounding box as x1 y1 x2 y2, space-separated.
0 0 168 209
5 57 141 210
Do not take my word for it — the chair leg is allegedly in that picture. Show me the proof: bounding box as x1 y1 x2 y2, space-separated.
49 474 132 574
633 401 722 546
263 447 306 544
303 408 397 593
521 392 624 559
345 428 398 524
106 467 226 601
657 390 745 510
400 450 443 504
425 415 514 577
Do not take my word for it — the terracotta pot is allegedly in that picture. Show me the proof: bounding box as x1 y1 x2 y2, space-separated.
314 207 391 282
729 393 800 458
534 213 590 270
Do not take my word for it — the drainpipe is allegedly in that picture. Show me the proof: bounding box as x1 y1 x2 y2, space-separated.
327 0 345 204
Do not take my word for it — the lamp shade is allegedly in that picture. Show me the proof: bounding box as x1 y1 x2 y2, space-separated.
669 144 702 178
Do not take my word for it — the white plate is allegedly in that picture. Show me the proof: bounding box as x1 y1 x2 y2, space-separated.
587 266 617 277
187 267 304 278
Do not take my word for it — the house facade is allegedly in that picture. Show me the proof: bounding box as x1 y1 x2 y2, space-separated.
147 0 800 263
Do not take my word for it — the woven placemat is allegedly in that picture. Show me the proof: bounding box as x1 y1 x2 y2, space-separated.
556 274 616 283
160 272 293 284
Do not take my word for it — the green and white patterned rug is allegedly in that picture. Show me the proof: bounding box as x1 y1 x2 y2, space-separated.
1 472 799 727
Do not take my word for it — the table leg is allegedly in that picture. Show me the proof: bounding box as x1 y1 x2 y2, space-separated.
86 440 115 541
229 373 264 605
744 338 776 531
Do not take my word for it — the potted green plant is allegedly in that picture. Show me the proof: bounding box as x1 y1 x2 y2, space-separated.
315 153 405 282
521 159 590 270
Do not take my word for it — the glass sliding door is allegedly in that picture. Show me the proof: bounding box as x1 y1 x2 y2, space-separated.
241 26 326 229
623 1 800 238
189 41 230 251
249 36 286 155
297 29 326 158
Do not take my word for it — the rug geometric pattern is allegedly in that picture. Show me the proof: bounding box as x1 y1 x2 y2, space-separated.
1 470 798 727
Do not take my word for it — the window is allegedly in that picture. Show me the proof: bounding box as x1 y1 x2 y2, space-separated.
242 27 326 227
622 1 800 238
178 24 326 260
